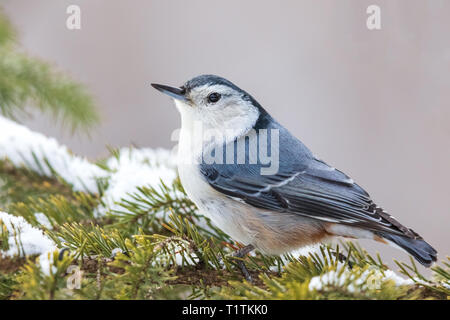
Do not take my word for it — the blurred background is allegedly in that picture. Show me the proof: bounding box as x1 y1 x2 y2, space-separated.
2 0 449 268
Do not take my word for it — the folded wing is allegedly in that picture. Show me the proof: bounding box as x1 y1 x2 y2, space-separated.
200 121 420 239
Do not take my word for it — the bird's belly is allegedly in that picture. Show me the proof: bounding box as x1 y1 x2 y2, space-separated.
177 163 252 244
178 163 327 254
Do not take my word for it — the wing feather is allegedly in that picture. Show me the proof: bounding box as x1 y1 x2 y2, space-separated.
199 117 417 238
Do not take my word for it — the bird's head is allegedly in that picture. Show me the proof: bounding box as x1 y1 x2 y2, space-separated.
152 75 262 134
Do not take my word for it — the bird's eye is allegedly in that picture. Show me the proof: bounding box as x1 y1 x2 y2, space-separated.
207 92 221 103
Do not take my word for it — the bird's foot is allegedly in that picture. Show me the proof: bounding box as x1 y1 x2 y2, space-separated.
236 260 253 282
232 244 255 259
231 244 255 282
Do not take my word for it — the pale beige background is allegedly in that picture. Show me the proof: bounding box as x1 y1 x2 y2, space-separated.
3 0 449 270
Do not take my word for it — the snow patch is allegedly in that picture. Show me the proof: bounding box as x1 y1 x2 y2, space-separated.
0 117 179 216
34 212 53 229
0 211 56 257
269 245 323 272
96 147 177 216
308 264 414 293
0 116 108 193
0 211 58 274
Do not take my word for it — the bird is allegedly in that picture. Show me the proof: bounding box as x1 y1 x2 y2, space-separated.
151 74 437 279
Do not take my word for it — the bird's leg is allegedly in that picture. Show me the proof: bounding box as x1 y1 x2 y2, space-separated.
231 244 255 282
233 244 255 258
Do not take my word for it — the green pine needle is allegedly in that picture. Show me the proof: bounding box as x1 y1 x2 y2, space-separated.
0 9 99 132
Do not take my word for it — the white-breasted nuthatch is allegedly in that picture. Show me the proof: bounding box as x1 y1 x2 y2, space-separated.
152 75 437 278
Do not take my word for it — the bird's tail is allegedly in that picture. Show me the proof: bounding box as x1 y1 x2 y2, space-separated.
376 232 438 267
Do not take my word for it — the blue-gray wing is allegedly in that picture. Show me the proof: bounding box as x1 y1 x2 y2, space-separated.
199 117 416 238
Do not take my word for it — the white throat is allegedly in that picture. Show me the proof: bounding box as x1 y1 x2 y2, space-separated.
174 99 259 163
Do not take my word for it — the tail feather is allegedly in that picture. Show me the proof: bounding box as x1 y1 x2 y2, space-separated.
377 232 438 267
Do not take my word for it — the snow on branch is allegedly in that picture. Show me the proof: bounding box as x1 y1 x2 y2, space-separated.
0 116 107 193
0 116 178 216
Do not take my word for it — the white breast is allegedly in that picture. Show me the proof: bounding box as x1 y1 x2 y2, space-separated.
177 153 258 247
173 99 326 254
174 100 258 245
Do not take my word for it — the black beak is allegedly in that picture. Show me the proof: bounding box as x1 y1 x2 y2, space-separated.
151 83 187 101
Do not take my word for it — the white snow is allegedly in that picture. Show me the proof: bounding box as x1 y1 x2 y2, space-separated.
275 243 414 292
37 250 58 275
269 245 323 272
0 211 56 257
0 116 179 216
96 147 178 216
0 211 58 274
170 244 199 266
290 244 322 259
0 116 108 193
382 269 415 286
34 212 53 229
308 264 413 293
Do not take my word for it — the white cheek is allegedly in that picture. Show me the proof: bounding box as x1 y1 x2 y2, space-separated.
174 95 260 159
202 102 259 140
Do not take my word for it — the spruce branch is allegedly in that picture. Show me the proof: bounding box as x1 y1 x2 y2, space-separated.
1 144 448 300
14 251 75 300
0 8 15 47
395 257 450 297
110 178 229 241
0 9 99 132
